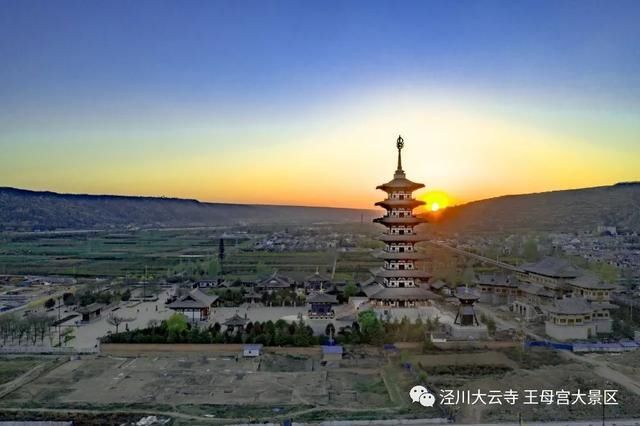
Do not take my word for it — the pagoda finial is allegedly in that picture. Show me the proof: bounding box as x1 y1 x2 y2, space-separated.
396 135 404 171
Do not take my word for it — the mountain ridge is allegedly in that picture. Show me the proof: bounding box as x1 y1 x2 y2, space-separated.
2 182 639 233
0 187 376 231
427 182 640 234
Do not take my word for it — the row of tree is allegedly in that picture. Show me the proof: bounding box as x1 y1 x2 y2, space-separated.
0 314 53 346
101 310 439 347
44 288 137 311
211 282 361 307
102 314 322 346
332 311 442 345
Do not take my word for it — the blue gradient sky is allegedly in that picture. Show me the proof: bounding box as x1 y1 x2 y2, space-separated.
1 0 639 207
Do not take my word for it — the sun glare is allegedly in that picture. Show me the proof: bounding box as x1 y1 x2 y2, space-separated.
420 190 450 213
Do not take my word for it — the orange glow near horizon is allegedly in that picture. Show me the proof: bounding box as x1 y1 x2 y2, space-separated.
2 90 639 210
418 190 451 213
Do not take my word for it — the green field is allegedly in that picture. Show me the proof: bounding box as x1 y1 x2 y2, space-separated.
0 357 42 385
0 228 379 281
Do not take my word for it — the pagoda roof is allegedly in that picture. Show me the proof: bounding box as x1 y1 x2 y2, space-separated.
378 233 428 243
223 313 249 326
368 286 437 301
167 289 218 310
304 269 331 283
373 216 427 225
375 198 425 209
454 286 480 301
255 271 294 288
376 175 425 193
306 292 338 304
371 267 432 279
373 251 425 260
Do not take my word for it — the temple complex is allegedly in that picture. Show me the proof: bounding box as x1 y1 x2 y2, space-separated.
364 136 435 307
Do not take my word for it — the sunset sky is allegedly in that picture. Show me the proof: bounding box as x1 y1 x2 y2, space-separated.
1 1 639 209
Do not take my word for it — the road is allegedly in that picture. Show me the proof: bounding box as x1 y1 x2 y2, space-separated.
426 241 523 272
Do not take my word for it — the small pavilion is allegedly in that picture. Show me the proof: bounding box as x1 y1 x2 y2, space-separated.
454 287 481 326
223 312 249 332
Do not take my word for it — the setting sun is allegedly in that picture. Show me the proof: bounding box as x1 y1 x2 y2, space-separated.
420 190 451 213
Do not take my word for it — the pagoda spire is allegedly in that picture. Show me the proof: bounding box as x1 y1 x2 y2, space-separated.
395 135 405 178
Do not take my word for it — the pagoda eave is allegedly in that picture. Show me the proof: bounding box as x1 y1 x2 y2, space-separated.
369 287 438 301
371 267 432 279
378 233 428 242
373 217 427 225
376 182 425 192
375 199 425 209
373 251 425 260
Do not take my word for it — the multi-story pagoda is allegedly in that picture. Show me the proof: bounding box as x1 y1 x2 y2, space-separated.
364 136 435 308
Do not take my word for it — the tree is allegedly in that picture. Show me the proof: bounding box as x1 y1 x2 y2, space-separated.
166 313 188 335
358 310 384 345
121 289 132 302
61 328 75 346
423 335 436 353
0 315 14 344
106 313 136 334
343 282 358 299
63 293 76 306
325 323 336 338
481 314 496 336
44 298 56 309
28 314 52 345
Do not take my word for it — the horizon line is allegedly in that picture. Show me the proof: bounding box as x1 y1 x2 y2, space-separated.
2 181 636 211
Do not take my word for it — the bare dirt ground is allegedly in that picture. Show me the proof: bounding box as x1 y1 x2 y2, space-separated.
592 352 640 384
2 347 639 424
0 351 394 413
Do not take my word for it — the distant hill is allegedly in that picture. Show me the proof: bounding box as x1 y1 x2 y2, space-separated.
426 182 640 234
3 183 639 233
0 187 376 231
